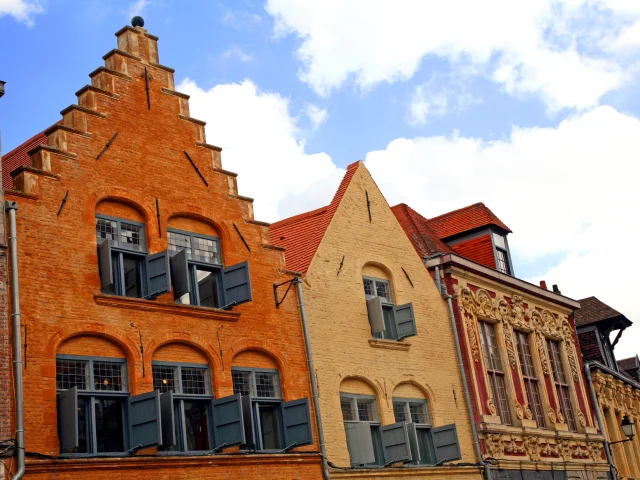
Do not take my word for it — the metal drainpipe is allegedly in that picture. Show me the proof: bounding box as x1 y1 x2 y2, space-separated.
294 278 331 480
435 264 491 480
6 201 25 480
585 363 617 480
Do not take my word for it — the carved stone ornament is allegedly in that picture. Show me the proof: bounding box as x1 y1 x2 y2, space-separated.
525 404 533 420
514 399 524 420
573 445 590 459
504 435 526 455
477 289 495 318
487 398 497 416
588 441 604 461
577 410 587 427
541 442 559 457
547 406 557 424
559 439 573 461
484 434 503 458
556 409 565 425
523 435 541 461
466 316 480 363
535 331 551 376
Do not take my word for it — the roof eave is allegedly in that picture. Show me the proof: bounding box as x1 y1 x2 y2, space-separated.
425 252 580 309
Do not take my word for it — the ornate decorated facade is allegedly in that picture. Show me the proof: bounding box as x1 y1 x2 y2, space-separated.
394 203 610 479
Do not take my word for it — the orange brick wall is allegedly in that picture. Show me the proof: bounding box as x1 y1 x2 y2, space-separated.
4 24 322 479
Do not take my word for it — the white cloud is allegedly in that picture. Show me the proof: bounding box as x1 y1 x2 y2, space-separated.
221 10 262 30
222 46 255 63
177 79 343 222
363 105 640 359
178 76 640 358
128 0 149 18
305 103 328 130
408 78 481 126
0 0 42 25
265 0 639 110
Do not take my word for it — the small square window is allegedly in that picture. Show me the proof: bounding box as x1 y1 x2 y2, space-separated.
341 398 356 421
232 370 252 397
363 279 374 297
153 365 177 393
96 218 118 247
93 361 124 391
255 372 278 398
120 222 144 252
57 359 88 390
409 402 429 424
393 402 406 423
181 367 208 395
357 399 376 422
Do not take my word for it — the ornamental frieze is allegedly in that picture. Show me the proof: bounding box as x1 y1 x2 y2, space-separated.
591 369 640 416
482 433 603 464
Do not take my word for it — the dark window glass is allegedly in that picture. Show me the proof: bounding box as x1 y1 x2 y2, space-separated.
93 361 124 391
417 428 435 465
258 404 282 450
357 399 376 422
363 279 374 297
152 365 177 393
547 340 577 432
496 249 510 274
181 367 208 395
122 255 143 298
78 398 89 454
94 398 125 453
196 268 220 308
232 370 252 397
255 372 279 398
393 402 406 423
184 401 210 451
341 398 356 421
478 322 512 425
96 218 118 246
515 331 546 428
57 359 88 390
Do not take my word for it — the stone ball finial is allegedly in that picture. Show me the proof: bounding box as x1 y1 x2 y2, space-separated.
131 16 145 28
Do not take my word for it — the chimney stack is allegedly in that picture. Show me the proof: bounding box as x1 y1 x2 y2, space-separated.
539 280 547 290
552 284 561 294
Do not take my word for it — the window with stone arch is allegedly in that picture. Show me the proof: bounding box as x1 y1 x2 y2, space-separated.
362 263 417 341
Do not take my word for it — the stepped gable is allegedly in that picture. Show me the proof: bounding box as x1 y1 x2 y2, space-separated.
3 21 283 254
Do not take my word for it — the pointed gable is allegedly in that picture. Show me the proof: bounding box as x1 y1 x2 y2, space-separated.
391 203 452 259
270 161 360 274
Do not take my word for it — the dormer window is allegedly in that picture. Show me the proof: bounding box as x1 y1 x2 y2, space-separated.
492 232 512 275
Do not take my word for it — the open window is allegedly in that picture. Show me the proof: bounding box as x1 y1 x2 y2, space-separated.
167 229 252 309
232 368 313 451
364 276 417 341
56 355 163 454
96 215 170 300
340 393 383 466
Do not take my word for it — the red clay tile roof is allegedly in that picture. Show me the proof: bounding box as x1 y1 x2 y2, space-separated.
270 161 360 274
2 128 49 189
574 296 630 327
427 202 511 239
451 234 496 269
391 204 451 258
618 356 639 372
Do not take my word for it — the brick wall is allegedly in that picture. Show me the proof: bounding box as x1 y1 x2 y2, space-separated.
3 24 322 479
301 163 481 479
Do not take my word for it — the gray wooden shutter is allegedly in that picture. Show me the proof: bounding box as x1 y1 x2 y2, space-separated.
241 395 255 449
169 249 190 299
57 386 79 453
128 390 162 449
145 250 171 299
394 303 417 340
98 239 113 291
281 397 313 448
431 423 461 463
406 422 421 464
344 423 375 466
380 421 413 464
221 261 252 307
212 394 246 449
159 391 176 448
366 296 385 334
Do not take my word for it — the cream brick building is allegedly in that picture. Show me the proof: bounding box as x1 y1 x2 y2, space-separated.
271 161 483 479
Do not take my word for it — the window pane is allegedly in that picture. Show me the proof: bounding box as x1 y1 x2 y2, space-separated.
168 231 192 258
152 365 177 393
417 428 435 465
96 218 118 247
120 222 144 252
192 236 221 264
496 249 510 274
196 268 220 308
183 401 210 451
357 399 376 422
493 233 506 249
181 367 208 395
369 426 383 466
255 372 279 398
409 402 429 424
93 361 124 391
232 370 252 397
78 398 89 453
341 398 356 421
382 306 397 340
375 281 391 302
122 255 143 298
363 279 374 297
493 374 512 425
258 404 281 450
393 402 406 423
94 398 125 453
56 359 88 390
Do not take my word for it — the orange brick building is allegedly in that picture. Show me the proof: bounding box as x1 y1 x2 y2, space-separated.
1 21 323 479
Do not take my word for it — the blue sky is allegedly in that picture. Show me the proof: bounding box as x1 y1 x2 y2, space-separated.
1 0 640 357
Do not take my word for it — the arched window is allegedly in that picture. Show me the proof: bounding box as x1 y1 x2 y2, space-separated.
96 200 170 299
362 264 417 341
56 335 164 455
231 350 313 451
166 217 252 309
